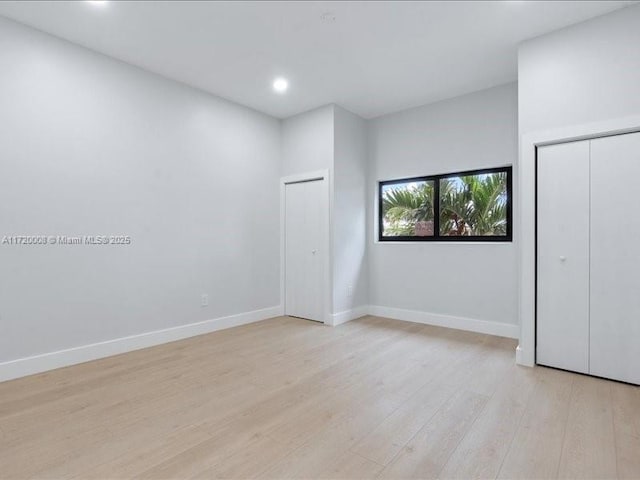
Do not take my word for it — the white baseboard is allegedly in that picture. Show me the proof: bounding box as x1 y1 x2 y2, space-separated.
328 305 370 326
515 344 534 367
0 305 281 383
368 305 520 339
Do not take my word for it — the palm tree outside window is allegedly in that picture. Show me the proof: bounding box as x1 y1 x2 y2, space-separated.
379 166 512 242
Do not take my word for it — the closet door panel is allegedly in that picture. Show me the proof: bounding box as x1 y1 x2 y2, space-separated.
285 179 325 323
590 132 640 385
537 141 590 373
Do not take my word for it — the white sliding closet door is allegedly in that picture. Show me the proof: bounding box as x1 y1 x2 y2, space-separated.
537 141 590 374
285 179 325 323
590 132 640 385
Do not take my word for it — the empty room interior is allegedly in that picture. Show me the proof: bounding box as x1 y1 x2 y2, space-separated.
1 1 640 479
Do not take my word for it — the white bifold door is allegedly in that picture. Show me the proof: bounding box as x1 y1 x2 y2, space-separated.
537 131 640 385
589 133 640 384
284 179 325 323
537 141 591 374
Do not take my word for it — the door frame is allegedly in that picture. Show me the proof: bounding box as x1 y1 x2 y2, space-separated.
280 170 332 324
518 115 640 367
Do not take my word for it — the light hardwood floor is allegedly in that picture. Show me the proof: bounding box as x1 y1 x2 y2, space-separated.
1 316 638 479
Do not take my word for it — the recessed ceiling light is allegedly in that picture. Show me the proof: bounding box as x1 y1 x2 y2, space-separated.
86 1 108 6
273 77 289 94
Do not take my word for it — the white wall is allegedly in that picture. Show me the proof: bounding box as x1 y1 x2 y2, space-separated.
280 104 334 326
281 105 334 177
333 106 368 317
280 104 369 322
519 4 640 135
517 4 640 365
8 1 606 371
368 83 519 332
0 17 281 364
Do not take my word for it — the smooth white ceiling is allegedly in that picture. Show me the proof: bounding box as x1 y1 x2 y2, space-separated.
0 1 635 119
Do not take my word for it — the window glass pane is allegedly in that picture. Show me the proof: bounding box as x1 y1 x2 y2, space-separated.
381 180 434 237
439 171 508 236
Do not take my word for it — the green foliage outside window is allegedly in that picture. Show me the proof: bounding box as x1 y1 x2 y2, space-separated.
381 171 508 238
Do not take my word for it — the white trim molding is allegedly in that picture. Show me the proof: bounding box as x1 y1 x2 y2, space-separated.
369 305 519 339
328 306 370 326
519 114 640 367
0 306 281 383
515 345 526 365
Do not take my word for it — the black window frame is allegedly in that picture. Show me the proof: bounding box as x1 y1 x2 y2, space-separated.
378 166 513 242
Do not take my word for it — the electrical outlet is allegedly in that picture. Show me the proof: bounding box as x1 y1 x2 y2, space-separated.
347 285 353 297
201 294 209 307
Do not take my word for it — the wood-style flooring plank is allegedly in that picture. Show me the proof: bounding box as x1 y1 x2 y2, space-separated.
557 374 618 480
0 315 637 480
497 366 575 480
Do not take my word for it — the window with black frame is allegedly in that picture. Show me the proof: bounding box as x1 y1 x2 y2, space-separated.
378 166 512 242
